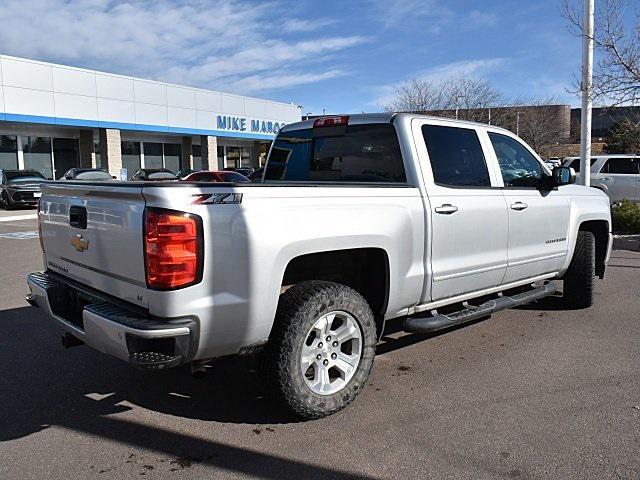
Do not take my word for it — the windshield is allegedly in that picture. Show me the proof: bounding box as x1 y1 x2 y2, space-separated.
222 172 250 182
6 172 46 183
75 170 112 180
147 171 177 180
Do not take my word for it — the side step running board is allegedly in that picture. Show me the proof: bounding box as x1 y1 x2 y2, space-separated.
404 282 556 334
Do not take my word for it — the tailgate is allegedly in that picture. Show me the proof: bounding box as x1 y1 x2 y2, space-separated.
39 182 149 308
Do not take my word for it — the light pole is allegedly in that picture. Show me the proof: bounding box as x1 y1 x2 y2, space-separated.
516 111 521 136
580 0 595 187
454 96 463 120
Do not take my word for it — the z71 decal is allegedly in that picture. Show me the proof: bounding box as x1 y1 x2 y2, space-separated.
191 193 243 205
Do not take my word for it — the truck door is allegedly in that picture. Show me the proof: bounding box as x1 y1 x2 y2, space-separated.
413 120 509 302
486 131 570 284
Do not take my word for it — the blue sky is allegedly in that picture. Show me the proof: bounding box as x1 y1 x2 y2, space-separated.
0 0 598 113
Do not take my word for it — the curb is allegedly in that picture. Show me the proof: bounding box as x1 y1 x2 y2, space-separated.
613 235 640 252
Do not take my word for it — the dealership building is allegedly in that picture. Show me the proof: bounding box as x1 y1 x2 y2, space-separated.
0 55 301 179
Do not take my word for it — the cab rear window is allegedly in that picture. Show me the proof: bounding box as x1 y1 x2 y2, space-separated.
264 124 406 183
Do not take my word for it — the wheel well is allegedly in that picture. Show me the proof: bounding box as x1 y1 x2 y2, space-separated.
579 220 609 278
281 248 390 336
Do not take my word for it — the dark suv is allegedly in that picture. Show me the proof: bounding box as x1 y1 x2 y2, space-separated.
0 169 48 210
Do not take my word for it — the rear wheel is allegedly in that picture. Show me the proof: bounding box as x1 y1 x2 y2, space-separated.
563 231 596 308
266 281 377 419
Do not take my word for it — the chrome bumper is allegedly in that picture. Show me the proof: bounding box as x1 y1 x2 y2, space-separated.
26 272 195 369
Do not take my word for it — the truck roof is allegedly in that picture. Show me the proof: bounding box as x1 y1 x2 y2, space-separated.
282 112 513 134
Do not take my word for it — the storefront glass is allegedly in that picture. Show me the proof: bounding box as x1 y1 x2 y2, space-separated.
226 146 240 169
94 140 101 168
240 147 253 168
0 135 18 170
144 142 163 169
192 144 202 170
22 136 53 179
121 141 141 178
164 143 181 173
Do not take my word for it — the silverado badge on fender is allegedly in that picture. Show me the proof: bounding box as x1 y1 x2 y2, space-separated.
71 234 89 252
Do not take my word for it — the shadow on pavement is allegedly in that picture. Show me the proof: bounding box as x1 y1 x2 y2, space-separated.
0 305 381 479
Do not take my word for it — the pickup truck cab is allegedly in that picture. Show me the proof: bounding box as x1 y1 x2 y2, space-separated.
27 113 612 419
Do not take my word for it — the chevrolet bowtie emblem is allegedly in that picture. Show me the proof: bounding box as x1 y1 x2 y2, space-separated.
71 234 89 252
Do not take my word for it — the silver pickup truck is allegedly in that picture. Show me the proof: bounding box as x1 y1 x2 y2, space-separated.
27 113 612 419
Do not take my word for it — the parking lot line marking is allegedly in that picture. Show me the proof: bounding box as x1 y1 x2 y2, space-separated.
0 214 37 222
0 231 39 239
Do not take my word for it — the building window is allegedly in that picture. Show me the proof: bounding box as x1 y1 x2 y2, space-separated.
240 146 253 168
22 136 53 179
226 146 240 169
0 135 18 170
94 140 101 168
143 142 163 169
121 141 141 178
217 146 225 168
192 144 202 170
164 143 181 173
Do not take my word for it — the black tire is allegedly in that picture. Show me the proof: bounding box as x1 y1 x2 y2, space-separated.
563 231 596 308
266 281 377 420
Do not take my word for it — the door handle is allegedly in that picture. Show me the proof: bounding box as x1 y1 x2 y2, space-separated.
434 204 458 214
602 177 612 181
510 201 528 211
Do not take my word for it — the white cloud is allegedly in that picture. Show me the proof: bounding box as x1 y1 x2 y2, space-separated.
370 58 507 107
0 0 363 96
281 18 336 33
468 10 498 27
368 0 451 29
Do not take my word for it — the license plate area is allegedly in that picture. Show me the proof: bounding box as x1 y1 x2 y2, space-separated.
47 284 91 330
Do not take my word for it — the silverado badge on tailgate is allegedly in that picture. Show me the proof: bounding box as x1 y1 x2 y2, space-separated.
71 234 89 252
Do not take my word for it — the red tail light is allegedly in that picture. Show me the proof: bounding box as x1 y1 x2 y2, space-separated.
144 208 203 290
313 115 349 127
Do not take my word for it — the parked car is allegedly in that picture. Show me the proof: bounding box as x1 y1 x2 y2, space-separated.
248 167 264 182
182 170 250 183
224 167 254 177
130 168 178 181
61 168 115 181
28 113 611 420
0 169 48 209
563 155 639 202
176 168 196 179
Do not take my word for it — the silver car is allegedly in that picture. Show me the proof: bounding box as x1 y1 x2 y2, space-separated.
563 155 640 202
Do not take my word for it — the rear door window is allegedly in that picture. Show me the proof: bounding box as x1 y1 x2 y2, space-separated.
600 158 639 174
264 124 406 183
421 124 490 187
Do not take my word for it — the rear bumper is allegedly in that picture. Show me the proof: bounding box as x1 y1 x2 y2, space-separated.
26 271 197 369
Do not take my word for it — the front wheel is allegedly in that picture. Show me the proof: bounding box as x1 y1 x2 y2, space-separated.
563 231 596 308
266 281 377 419
1 192 12 210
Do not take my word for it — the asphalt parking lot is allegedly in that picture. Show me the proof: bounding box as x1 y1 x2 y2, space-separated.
0 209 638 480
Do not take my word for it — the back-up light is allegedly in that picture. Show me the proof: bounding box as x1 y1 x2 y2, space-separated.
313 115 349 127
144 208 203 290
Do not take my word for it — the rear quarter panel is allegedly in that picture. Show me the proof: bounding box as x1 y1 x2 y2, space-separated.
142 185 425 360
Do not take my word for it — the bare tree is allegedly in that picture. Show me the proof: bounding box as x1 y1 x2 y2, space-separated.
383 78 446 112
503 98 569 157
563 0 640 105
383 75 504 118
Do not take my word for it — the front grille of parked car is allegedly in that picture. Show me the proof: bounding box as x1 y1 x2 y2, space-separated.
12 191 37 202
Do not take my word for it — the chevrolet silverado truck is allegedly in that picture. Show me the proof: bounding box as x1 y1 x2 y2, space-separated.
27 114 612 419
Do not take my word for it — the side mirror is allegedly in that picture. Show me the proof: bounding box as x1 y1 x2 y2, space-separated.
552 166 575 186
112 176 117 179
